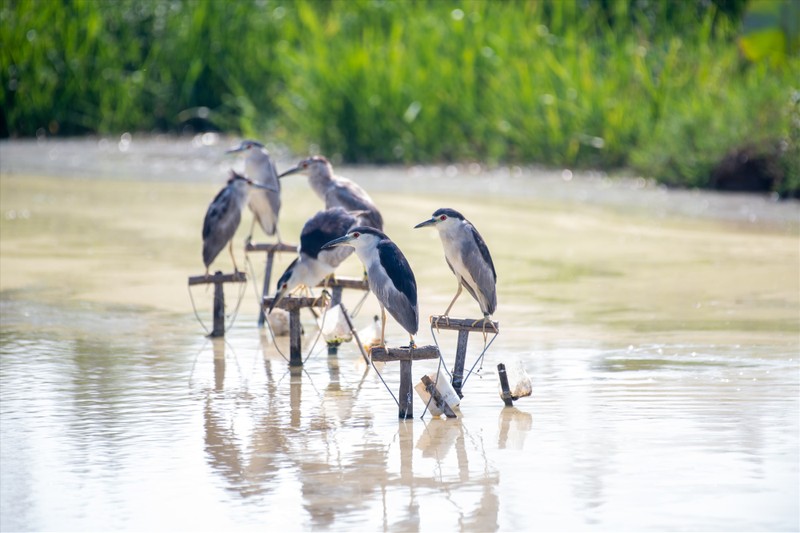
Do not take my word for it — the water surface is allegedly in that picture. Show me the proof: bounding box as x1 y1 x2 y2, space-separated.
1 137 798 531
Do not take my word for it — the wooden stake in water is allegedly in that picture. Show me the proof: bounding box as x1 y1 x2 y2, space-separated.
371 345 440 419
263 295 328 367
497 363 514 407
429 315 499 398
187 270 247 337
245 242 296 327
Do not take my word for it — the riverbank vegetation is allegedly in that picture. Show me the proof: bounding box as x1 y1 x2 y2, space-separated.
2 0 798 195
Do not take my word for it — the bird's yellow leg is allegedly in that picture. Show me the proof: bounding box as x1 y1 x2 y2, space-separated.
246 216 256 245
408 335 416 349
379 306 387 348
229 240 239 273
435 284 463 330
471 314 498 342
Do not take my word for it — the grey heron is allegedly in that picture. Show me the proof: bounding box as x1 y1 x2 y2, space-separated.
202 170 276 275
268 207 359 313
322 227 418 347
226 140 281 241
279 156 384 230
414 208 497 328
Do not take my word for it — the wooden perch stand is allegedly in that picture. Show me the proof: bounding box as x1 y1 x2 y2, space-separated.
262 295 328 367
429 315 500 398
187 271 247 337
244 241 297 327
370 345 440 419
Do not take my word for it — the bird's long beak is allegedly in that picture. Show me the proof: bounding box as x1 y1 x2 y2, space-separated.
414 217 437 229
278 165 303 178
321 235 354 250
225 144 245 154
268 286 288 314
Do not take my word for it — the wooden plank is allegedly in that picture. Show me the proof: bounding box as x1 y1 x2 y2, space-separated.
262 295 328 312
245 242 297 253
369 345 440 362
428 316 499 333
188 271 247 286
316 277 370 291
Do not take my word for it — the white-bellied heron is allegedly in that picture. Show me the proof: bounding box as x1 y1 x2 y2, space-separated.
226 140 281 241
279 156 384 230
202 170 277 275
322 227 418 347
414 208 497 328
268 207 360 313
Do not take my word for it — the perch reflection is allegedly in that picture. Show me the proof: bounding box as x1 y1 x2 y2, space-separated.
498 407 533 450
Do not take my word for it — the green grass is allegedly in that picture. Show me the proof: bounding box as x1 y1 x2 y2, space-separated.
1 0 797 194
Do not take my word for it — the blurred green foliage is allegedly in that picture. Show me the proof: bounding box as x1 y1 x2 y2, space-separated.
1 0 797 194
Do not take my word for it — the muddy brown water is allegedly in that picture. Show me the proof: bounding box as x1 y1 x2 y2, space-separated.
1 136 798 531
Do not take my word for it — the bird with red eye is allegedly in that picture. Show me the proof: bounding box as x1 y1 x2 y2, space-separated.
322 226 418 348
414 208 497 331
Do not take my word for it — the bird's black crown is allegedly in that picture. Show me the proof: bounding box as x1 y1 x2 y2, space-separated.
432 208 465 220
348 225 389 240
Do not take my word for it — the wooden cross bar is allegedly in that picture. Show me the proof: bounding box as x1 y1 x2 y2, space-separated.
187 271 247 337
245 241 297 327
369 345 440 419
428 315 500 399
262 295 328 367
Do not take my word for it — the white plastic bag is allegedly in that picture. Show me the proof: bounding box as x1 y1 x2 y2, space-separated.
415 368 461 417
498 358 532 399
321 304 353 344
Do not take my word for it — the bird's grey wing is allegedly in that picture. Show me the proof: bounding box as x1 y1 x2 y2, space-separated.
264 158 281 215
373 240 418 335
202 187 242 265
327 180 384 230
463 223 497 314
247 158 281 235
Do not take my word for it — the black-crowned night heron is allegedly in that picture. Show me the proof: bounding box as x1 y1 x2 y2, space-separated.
322 226 418 347
202 170 276 275
414 208 497 328
279 156 384 230
226 140 281 241
268 207 359 313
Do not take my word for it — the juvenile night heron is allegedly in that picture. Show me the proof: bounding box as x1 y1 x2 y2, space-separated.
202 170 276 275
279 156 384 230
268 207 359 313
414 208 497 328
226 140 281 241
322 227 418 347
